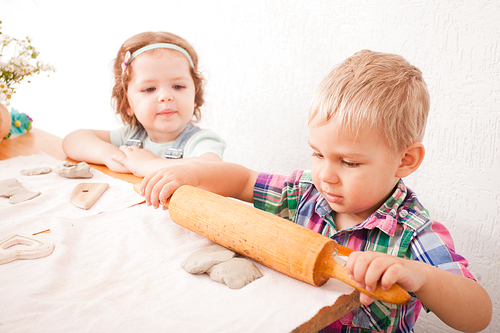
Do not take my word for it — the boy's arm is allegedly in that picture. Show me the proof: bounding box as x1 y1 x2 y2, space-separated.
141 161 259 209
346 251 492 332
62 129 130 173
415 262 492 332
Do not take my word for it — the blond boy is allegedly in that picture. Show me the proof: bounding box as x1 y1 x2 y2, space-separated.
140 50 491 332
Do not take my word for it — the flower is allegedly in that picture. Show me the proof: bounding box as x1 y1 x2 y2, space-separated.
4 107 32 138
0 20 55 106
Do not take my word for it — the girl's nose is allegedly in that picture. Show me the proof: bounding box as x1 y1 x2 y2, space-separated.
158 88 173 103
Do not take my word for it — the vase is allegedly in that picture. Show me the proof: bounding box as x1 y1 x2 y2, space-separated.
0 103 11 142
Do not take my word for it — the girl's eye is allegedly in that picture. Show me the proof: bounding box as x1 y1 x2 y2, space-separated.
342 160 360 168
144 87 156 92
173 84 185 90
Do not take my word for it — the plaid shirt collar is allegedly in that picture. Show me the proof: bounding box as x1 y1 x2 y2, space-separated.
312 179 422 236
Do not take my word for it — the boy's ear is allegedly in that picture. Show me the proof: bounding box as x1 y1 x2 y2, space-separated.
395 142 425 178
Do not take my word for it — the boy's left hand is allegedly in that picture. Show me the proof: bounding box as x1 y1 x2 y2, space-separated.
345 251 426 306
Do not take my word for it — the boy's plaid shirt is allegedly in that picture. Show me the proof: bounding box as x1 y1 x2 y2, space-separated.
254 170 474 333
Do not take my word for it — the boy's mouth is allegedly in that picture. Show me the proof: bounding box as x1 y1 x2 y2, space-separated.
322 191 342 203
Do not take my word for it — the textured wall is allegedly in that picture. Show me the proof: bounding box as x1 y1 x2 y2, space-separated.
3 0 499 331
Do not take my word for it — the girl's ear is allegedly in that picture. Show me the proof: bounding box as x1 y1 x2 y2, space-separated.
126 102 134 117
395 142 425 178
125 97 134 116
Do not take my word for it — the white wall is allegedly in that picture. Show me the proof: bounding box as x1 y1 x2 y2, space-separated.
2 0 499 331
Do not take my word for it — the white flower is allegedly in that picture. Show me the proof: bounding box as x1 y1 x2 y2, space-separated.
0 23 54 105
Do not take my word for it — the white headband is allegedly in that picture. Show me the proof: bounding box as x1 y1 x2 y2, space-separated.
121 43 194 75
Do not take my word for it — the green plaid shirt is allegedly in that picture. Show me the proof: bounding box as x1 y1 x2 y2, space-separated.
254 170 474 332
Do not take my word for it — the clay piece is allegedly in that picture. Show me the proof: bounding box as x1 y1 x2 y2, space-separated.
20 166 52 176
207 257 263 289
70 182 109 210
54 161 93 179
182 244 236 274
0 234 55 265
0 179 41 204
182 244 263 289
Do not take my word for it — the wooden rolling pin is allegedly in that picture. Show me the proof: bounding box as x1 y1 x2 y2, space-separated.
134 184 410 305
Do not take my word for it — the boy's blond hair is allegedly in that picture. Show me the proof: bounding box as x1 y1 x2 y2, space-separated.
309 50 430 153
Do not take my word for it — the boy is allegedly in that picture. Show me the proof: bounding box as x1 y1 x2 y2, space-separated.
140 50 491 332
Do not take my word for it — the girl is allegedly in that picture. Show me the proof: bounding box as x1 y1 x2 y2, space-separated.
62 31 226 177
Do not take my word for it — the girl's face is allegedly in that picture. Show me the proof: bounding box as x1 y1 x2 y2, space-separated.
126 49 196 143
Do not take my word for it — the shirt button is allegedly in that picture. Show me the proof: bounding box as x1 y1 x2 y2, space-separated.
399 210 408 218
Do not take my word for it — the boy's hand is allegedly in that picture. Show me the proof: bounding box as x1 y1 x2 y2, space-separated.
141 163 200 209
345 251 426 306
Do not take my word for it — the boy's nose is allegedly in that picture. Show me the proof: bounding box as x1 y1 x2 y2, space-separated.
319 165 339 184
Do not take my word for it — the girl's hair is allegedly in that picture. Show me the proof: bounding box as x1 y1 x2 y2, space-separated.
309 50 430 153
112 31 204 128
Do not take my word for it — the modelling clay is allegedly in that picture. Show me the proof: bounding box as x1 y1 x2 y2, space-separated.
20 166 52 176
54 161 93 179
0 234 54 265
70 183 109 210
182 244 236 274
0 179 41 204
207 257 263 289
182 244 262 289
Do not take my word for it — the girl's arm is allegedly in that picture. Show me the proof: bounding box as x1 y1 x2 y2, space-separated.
346 251 492 332
62 129 130 173
111 146 222 177
141 160 259 209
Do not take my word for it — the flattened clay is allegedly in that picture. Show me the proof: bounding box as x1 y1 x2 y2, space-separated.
0 234 55 265
182 244 236 274
70 183 109 210
0 179 41 204
207 257 263 289
54 161 93 179
20 166 52 176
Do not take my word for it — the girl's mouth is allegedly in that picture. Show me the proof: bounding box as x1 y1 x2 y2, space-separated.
158 109 176 116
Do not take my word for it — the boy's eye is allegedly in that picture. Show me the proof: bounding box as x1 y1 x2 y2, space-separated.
342 160 360 168
312 151 324 159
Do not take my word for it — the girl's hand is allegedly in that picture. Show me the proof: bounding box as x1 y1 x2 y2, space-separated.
112 145 161 177
141 163 200 209
345 251 426 306
102 151 133 174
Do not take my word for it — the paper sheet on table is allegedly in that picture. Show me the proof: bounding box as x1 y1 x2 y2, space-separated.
0 153 144 237
0 204 354 332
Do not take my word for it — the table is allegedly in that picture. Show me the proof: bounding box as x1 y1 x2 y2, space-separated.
0 128 142 184
0 128 361 332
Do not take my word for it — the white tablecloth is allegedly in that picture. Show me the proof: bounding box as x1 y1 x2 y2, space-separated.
0 153 145 237
0 154 354 332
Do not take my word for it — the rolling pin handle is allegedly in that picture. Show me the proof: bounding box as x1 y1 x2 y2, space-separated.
321 253 411 305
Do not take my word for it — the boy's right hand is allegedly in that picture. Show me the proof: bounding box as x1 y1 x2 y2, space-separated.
140 163 200 209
